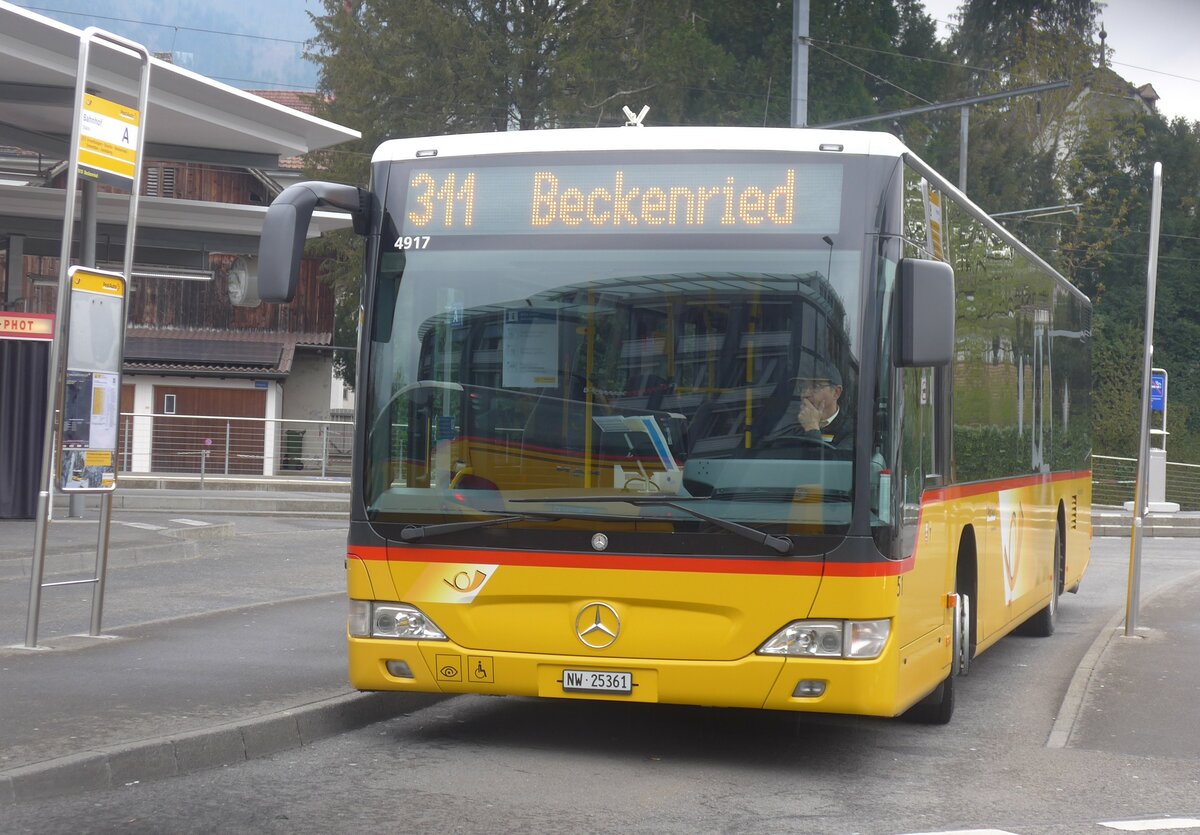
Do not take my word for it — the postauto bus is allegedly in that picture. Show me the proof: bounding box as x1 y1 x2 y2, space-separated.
257 126 1091 723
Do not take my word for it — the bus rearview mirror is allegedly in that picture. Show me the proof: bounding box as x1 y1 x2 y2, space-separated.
259 181 370 303
896 258 954 367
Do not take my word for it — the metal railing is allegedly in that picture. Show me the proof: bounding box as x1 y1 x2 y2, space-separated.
1091 455 1137 508
117 412 353 478
110 420 1200 503
1092 453 1200 511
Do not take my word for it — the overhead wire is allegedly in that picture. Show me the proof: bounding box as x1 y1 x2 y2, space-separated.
1006 215 1200 245
16 3 310 44
1109 61 1200 86
805 40 934 106
805 35 1003 77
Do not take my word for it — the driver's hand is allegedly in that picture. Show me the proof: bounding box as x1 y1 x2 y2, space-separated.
798 400 821 432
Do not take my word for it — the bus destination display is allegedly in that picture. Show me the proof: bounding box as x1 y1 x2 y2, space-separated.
398 163 842 242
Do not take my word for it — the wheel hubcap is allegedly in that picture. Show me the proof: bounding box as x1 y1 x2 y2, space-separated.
953 593 971 677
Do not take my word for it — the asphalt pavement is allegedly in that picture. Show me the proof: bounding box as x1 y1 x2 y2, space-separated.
0 482 1197 805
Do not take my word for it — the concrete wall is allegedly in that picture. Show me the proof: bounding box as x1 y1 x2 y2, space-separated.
283 352 332 421
280 351 333 470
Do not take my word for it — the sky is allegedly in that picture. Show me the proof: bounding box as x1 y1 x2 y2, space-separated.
11 0 324 91
921 0 1200 124
12 0 1200 125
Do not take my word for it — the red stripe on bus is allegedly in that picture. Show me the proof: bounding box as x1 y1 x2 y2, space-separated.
348 545 914 577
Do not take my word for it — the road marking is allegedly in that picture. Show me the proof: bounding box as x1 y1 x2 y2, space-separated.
1100 820 1200 832
897 820 1200 835
119 521 166 531
170 518 210 527
899 830 1019 834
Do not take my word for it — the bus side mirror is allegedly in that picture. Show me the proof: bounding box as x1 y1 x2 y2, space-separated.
258 181 369 303
895 258 954 367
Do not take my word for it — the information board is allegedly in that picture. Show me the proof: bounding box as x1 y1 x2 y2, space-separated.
60 267 125 492
1150 372 1167 414
77 93 140 189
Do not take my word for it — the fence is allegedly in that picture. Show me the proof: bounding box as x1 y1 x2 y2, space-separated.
117 412 353 478
110 420 1200 502
1092 454 1200 511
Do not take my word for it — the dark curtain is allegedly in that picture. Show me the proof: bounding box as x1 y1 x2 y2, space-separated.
0 340 49 518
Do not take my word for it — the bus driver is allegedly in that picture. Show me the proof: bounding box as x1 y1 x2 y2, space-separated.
782 359 853 450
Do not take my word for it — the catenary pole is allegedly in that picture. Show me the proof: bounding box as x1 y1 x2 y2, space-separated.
1126 161 1163 636
791 0 809 127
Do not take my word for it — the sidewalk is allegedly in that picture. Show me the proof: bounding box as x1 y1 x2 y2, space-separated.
1049 565 1200 758
1 482 1198 804
0 480 434 805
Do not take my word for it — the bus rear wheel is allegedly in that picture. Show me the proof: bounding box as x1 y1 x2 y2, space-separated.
1021 526 1063 638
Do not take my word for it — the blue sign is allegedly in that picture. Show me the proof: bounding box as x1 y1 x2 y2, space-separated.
1150 372 1166 413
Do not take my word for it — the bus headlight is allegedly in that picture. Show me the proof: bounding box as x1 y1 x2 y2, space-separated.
758 619 890 659
349 600 448 640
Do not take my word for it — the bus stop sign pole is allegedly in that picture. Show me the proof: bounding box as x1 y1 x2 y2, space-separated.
1125 161 1163 638
25 28 150 648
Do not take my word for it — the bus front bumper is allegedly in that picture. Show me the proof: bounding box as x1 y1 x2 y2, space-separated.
348 636 906 716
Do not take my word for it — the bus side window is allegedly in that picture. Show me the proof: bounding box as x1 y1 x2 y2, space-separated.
897 367 936 556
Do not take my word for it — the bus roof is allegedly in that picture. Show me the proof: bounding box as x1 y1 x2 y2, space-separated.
372 126 910 164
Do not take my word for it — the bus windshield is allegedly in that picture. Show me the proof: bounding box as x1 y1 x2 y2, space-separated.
364 152 871 547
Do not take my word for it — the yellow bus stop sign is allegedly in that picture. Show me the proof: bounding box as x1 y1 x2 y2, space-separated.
78 93 140 188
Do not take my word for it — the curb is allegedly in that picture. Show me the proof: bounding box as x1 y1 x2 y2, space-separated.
91 495 350 515
1093 522 1200 538
0 522 235 581
1092 510 1200 538
0 690 444 805
114 476 351 495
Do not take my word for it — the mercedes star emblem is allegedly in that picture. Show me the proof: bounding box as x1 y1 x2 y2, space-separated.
575 602 621 649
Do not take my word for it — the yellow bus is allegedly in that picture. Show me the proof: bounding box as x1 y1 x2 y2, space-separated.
259 127 1091 723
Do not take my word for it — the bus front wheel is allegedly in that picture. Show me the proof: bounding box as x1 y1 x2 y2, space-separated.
904 591 969 725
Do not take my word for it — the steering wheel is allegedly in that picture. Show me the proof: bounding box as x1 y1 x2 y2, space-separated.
757 432 837 452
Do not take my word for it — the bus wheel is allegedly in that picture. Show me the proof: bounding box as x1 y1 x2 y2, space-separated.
903 673 955 725
1022 526 1063 638
903 591 967 725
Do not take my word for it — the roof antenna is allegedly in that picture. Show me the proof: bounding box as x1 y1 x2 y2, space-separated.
622 105 649 127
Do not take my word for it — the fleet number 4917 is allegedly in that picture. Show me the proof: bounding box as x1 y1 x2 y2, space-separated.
394 236 431 250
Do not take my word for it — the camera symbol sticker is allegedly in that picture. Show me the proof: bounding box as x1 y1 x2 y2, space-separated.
435 654 462 681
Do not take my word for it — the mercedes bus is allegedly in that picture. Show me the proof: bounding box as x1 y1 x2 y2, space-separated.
257 126 1091 723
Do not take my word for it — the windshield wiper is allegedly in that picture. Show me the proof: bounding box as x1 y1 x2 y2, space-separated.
510 495 793 556
392 513 530 543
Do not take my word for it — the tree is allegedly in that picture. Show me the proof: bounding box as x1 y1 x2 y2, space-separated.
303 0 736 385
940 1 1100 211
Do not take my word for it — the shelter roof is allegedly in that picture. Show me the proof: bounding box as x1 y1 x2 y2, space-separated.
0 2 359 167
0 3 358 258
0 183 349 241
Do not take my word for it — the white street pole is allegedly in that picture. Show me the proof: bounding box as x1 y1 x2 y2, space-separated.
1125 161 1163 637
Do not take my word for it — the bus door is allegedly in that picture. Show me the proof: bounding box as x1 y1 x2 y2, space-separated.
896 364 950 645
